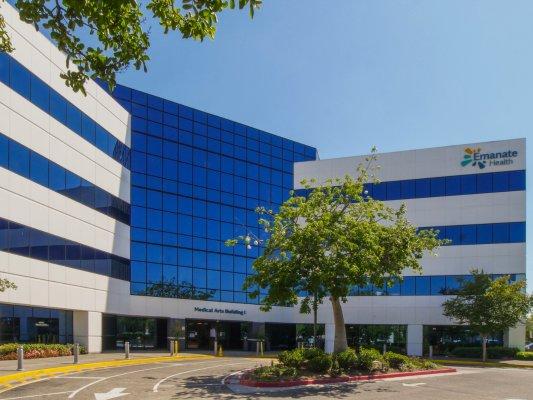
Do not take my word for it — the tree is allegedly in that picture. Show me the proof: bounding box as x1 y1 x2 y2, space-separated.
0 0 262 94
443 270 533 361
226 152 443 353
0 278 16 292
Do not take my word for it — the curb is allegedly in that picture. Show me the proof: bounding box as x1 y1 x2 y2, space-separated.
433 359 533 369
0 354 212 392
238 368 457 388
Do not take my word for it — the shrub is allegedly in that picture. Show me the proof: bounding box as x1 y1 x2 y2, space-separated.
398 361 417 372
450 346 519 359
384 351 410 369
307 353 332 374
421 360 439 370
335 348 358 371
251 365 298 382
0 343 86 360
515 351 533 361
302 347 325 361
358 347 387 372
278 349 305 368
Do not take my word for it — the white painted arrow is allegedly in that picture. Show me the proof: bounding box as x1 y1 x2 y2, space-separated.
94 388 129 400
402 382 426 387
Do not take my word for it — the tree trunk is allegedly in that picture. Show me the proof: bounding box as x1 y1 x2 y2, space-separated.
330 296 348 353
313 292 318 348
482 335 487 362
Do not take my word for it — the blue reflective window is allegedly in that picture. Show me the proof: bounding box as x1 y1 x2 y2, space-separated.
460 174 476 194
30 75 50 111
445 276 462 294
179 266 192 285
193 268 206 287
445 226 461 246
492 172 509 192
400 180 415 198
372 183 386 200
509 222 525 243
430 276 446 295
131 261 146 282
509 170 525 191
0 134 8 168
476 224 492 244
493 223 509 243
147 263 162 284
415 179 430 198
460 225 476 245
11 61 30 98
386 181 401 200
416 276 430 295
163 265 178 284
430 177 445 197
402 276 416 295
207 270 220 289
9 141 29 177
476 173 492 193
445 176 461 196
30 152 49 186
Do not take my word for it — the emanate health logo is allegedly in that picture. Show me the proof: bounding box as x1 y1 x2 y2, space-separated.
461 147 485 169
461 147 518 169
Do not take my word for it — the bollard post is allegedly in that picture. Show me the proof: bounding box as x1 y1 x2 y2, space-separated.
383 343 387 355
73 343 79 364
256 341 260 356
260 341 264 357
170 340 174 356
125 341 130 360
175 340 179 354
17 345 24 371
213 339 218 356
429 345 433 359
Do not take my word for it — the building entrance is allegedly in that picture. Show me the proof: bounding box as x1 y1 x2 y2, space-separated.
185 319 248 350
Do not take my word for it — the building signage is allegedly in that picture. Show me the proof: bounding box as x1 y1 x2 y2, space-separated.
461 147 518 169
194 306 246 316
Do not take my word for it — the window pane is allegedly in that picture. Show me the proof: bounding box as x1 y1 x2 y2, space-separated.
476 173 492 193
509 222 525 242
430 177 445 197
430 276 446 295
386 181 401 200
445 176 461 196
493 223 509 243
30 152 49 186
492 172 509 192
476 224 492 244
415 179 430 198
460 174 477 194
508 170 525 191
9 141 30 177
0 135 8 168
445 226 461 246
460 225 476 245
415 276 430 295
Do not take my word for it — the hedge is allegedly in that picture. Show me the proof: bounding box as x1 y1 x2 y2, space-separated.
449 346 519 359
0 343 87 360
515 351 533 361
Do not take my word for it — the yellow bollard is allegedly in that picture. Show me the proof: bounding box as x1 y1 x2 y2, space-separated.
217 345 223 357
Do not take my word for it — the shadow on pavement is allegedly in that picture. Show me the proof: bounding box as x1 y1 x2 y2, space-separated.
171 375 397 399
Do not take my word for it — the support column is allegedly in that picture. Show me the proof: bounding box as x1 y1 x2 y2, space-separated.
407 324 423 356
73 311 102 353
324 323 335 354
504 324 525 351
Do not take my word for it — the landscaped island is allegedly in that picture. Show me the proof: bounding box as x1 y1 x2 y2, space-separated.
241 347 451 387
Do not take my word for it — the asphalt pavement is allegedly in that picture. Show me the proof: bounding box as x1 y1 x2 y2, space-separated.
0 356 531 400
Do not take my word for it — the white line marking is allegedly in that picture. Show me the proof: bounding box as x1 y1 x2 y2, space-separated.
53 376 106 379
402 382 426 387
68 361 214 399
0 391 74 399
153 362 250 393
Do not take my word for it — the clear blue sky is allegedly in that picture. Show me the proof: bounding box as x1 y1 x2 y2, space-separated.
117 0 532 289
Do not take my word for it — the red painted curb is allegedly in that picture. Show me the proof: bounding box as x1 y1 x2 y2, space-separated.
239 368 457 388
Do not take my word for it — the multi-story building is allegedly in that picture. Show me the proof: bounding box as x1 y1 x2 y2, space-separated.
0 3 526 355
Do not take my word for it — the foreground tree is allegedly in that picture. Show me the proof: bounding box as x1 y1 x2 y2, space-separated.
443 270 532 362
0 278 16 292
0 0 262 94
227 152 443 353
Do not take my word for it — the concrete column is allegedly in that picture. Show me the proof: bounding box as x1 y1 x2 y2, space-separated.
407 324 423 356
324 323 335 354
504 324 525 350
73 311 102 353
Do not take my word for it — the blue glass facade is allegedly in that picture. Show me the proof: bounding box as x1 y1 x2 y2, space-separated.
110 85 317 304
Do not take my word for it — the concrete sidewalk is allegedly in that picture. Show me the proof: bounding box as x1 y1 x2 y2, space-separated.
0 351 177 376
